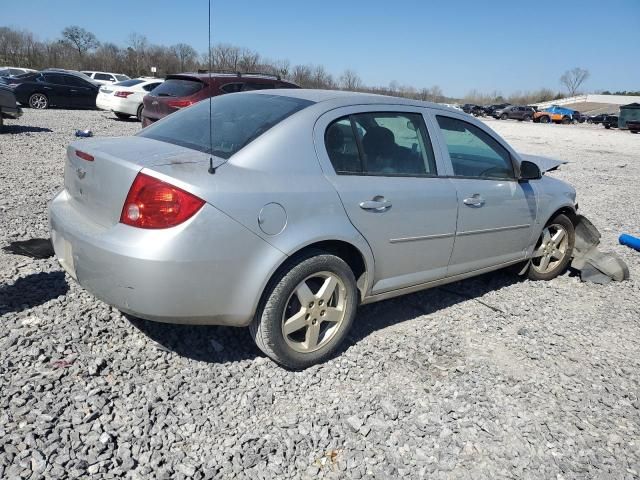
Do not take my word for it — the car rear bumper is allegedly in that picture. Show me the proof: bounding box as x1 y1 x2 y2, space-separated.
49 189 286 326
96 95 113 111
111 97 140 116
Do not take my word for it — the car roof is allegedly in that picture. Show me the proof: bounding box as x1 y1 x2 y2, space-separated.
167 72 294 83
248 88 461 113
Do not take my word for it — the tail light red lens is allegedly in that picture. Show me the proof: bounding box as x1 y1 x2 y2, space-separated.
120 173 205 229
114 91 134 98
75 149 94 161
166 99 195 109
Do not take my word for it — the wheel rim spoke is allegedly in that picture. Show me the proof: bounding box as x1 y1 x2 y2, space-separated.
550 248 564 260
305 322 321 350
317 276 338 303
322 307 343 324
532 246 545 258
551 229 565 246
295 282 314 306
538 254 551 272
283 309 308 335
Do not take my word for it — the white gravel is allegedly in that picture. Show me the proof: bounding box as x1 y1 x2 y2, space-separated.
1 109 639 479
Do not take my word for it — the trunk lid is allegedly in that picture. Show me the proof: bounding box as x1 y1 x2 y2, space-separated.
64 136 220 227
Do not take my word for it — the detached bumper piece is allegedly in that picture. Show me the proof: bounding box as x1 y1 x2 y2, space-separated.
571 215 630 284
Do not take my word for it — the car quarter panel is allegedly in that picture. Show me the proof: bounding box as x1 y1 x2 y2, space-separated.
50 190 285 326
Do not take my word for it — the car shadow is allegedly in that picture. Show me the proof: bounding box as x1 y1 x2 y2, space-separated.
128 270 521 366
0 271 68 315
1 125 53 134
110 116 140 123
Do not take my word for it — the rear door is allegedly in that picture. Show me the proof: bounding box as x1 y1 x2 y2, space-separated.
431 112 537 275
64 75 97 108
314 106 459 294
42 73 71 106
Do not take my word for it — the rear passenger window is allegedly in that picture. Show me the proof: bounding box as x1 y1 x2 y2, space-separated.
242 83 276 91
325 113 436 176
436 115 514 179
220 83 243 93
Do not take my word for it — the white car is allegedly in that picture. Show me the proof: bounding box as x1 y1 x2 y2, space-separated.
82 71 131 85
96 77 163 121
0 66 37 78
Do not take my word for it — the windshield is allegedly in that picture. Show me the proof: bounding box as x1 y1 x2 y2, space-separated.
138 93 314 159
115 75 130 82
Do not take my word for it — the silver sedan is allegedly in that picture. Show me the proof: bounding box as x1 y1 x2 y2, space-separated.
49 90 577 368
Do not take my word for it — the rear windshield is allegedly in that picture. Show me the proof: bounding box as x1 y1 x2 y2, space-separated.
114 79 144 87
151 78 203 97
138 93 313 159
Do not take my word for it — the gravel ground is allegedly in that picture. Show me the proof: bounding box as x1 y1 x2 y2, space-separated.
1 109 639 479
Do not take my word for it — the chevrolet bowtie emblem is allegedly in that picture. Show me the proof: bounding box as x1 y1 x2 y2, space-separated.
76 167 86 179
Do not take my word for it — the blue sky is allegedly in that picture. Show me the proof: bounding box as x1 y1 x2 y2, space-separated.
3 0 639 97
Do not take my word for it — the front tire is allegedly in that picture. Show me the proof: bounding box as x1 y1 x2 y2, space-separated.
500 113 508 120
539 116 550 124
527 214 575 281
136 104 144 122
28 93 48 109
250 251 358 369
523 114 532 121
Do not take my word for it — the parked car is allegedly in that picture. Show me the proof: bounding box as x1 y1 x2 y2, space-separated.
533 106 576 124
461 103 485 116
602 115 619 129
0 83 23 131
483 103 511 117
141 71 299 127
50 90 578 368
82 71 131 85
586 113 609 124
5 70 100 109
493 105 535 121
96 77 164 121
0 66 37 78
627 120 640 134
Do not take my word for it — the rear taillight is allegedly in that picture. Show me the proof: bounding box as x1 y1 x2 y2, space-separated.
166 99 195 109
114 91 134 98
120 173 205 229
75 150 94 161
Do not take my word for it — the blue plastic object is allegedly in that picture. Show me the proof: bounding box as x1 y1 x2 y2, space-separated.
619 234 640 252
75 129 93 137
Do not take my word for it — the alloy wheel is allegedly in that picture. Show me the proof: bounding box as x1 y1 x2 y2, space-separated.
29 93 47 109
281 271 347 353
531 224 569 274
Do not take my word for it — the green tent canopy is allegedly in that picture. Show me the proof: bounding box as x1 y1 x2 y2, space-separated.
619 102 640 128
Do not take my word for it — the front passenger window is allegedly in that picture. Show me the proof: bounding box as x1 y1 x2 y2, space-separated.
436 115 514 179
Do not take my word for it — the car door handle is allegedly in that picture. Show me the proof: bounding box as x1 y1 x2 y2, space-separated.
463 194 485 207
359 198 392 212
70 89 78 93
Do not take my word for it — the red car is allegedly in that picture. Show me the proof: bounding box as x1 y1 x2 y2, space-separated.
141 72 299 127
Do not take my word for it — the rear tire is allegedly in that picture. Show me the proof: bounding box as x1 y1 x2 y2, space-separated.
250 251 358 369
523 114 532 121
561 117 571 125
28 93 48 109
136 104 144 122
527 214 574 281
114 112 130 119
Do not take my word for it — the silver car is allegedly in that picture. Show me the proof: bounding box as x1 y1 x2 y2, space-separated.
49 90 577 368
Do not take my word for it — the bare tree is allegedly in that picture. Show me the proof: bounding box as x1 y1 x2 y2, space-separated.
339 69 362 91
171 43 198 72
560 68 590 96
61 25 99 58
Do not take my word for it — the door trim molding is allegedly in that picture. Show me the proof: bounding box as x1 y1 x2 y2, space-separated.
389 232 455 244
456 224 530 237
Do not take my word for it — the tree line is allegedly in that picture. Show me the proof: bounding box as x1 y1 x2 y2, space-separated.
1 25 582 105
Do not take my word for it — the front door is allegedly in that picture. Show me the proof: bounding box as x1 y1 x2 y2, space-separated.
432 113 537 275
315 107 459 294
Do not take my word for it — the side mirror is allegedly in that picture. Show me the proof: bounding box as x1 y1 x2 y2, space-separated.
519 160 541 181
